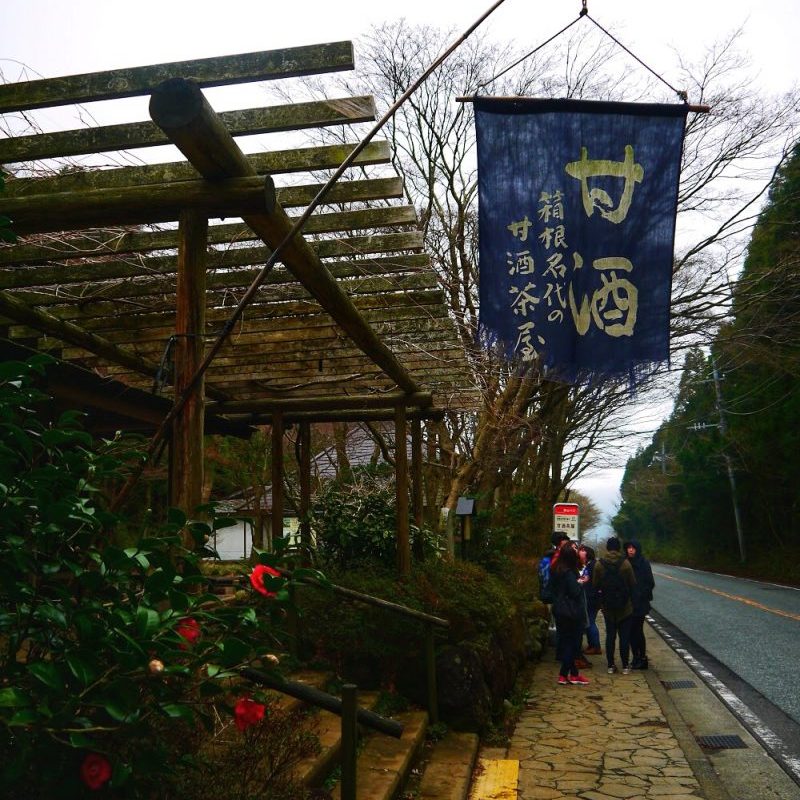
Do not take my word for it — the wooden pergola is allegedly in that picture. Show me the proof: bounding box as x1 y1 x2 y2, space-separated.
0 41 479 573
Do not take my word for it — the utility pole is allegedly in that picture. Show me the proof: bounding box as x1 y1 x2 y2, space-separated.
711 355 746 563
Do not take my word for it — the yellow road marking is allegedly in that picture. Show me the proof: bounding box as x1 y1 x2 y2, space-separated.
469 758 519 800
654 571 800 622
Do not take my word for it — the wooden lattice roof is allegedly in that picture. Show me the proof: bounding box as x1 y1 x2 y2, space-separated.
0 42 480 426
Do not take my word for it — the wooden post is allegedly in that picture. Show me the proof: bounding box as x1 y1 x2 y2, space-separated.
425 622 439 725
271 410 284 549
411 417 424 560
170 210 207 538
299 421 312 564
395 406 410 576
340 684 358 800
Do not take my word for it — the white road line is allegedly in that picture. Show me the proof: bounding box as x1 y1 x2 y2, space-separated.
648 614 800 783
655 563 800 592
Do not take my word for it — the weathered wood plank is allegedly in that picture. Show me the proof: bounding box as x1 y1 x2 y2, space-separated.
170 211 207 516
0 96 376 163
4 269 440 310
60 332 464 369
29 298 448 339
4 141 391 197
0 232 425 289
2 175 276 235
0 203 417 266
0 42 354 112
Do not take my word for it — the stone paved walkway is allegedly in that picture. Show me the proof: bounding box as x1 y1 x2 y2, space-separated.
507 647 705 800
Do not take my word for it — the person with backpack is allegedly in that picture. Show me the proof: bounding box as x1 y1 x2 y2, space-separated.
592 536 636 674
624 539 655 670
539 532 569 662
538 531 569 605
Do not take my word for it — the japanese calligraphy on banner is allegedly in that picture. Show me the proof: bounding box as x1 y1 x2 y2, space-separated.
475 98 688 382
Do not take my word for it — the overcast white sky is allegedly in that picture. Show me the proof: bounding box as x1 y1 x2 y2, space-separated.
3 0 798 532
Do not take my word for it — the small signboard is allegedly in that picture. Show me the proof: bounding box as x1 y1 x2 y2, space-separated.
553 502 580 540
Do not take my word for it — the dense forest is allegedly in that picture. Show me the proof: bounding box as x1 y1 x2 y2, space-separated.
612 143 800 583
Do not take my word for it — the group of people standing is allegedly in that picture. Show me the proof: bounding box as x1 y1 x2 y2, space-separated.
540 532 655 686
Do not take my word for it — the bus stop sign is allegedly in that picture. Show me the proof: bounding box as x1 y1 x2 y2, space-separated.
553 502 580 540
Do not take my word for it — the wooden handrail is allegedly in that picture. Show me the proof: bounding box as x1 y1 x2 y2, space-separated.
239 667 403 739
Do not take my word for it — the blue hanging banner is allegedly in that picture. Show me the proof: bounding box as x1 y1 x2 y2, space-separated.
476 98 687 382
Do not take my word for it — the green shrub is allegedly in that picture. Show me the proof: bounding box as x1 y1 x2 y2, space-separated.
0 358 299 798
313 466 442 566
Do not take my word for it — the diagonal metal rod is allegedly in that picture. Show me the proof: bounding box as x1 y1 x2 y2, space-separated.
110 0 509 511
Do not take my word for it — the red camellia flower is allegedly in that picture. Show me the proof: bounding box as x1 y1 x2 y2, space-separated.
80 753 112 790
249 564 281 598
176 617 201 647
234 696 266 731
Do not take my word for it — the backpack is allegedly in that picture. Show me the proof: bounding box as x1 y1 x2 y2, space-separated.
538 555 553 603
599 558 629 610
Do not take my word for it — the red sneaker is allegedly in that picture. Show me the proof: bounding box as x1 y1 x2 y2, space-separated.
557 675 569 685
568 674 590 685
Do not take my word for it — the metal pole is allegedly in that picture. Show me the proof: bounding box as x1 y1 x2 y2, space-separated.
341 684 358 800
711 355 746 563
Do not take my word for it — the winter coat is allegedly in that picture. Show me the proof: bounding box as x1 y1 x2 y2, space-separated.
550 567 586 627
592 550 636 622
581 558 600 612
625 539 655 616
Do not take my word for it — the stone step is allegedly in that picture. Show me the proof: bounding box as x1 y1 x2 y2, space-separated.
468 758 519 800
418 731 480 800
290 690 381 787
330 709 429 800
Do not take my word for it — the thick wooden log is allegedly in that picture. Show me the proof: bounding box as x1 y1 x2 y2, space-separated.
0 42 355 112
222 408 447 425
0 97 376 164
22 288 444 333
0 288 162 379
3 269 440 311
0 204 417 266
0 232 424 290
299 421 311 560
209 391 433 415
2 176 276 235
169 211 207 517
271 411 284 548
4 140 391 197
395 406 411 576
149 78 419 395
412 417 424 537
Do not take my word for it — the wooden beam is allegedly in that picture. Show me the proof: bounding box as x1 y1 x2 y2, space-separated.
299 421 311 563
209 390 433 415
169 211 207 518
0 42 355 112
2 175 276 235
271 411 284 549
0 232 424 289
0 204 417 266
395 406 411 576
149 78 420 395
0 288 162 379
412 417 424 540
225 408 446 425
4 140 391 197
0 96 376 164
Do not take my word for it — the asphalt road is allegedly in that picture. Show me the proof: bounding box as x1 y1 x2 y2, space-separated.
650 563 800 726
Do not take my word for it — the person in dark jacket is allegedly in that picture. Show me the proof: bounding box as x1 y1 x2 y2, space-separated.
550 542 590 685
593 537 636 674
578 544 601 655
624 539 655 669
